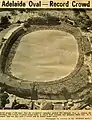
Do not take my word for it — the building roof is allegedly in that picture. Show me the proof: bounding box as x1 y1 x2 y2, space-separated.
3 25 23 40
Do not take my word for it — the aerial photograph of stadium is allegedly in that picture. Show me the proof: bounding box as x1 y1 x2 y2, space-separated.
0 8 91 110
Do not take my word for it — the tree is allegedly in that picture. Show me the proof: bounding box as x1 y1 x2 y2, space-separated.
31 84 38 100
74 10 80 17
61 87 71 100
0 16 10 28
10 10 18 22
0 87 9 108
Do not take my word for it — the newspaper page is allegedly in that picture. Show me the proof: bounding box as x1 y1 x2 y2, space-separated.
0 0 92 120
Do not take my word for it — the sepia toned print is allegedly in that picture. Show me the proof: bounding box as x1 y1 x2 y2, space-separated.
0 8 91 110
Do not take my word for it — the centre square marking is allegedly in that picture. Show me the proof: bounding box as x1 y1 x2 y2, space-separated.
11 30 79 82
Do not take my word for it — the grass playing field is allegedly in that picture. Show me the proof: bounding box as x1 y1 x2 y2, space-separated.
11 30 79 82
